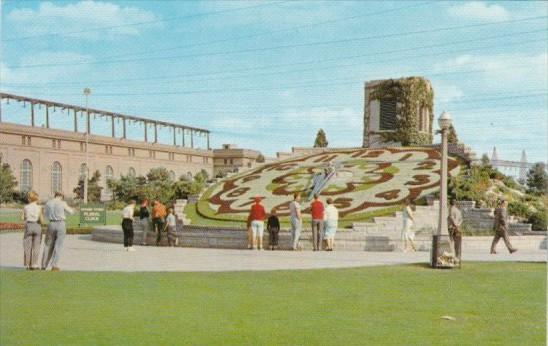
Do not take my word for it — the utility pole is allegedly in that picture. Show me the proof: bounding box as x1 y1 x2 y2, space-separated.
83 88 91 204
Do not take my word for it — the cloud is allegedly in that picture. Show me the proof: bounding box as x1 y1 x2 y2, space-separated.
6 1 159 40
448 1 510 22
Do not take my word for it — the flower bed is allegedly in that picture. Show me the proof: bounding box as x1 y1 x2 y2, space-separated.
198 147 460 222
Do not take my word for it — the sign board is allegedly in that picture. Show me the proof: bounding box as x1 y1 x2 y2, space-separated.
80 204 107 225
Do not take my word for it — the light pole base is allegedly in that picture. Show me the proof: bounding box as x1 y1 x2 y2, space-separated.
431 235 459 269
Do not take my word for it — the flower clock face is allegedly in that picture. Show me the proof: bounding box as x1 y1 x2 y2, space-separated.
198 148 460 221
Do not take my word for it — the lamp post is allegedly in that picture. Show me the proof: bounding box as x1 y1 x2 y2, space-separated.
431 111 452 267
83 88 91 204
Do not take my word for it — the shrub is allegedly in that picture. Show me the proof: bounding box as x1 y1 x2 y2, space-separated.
528 211 547 231
508 200 532 219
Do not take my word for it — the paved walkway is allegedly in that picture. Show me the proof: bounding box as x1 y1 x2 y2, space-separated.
0 233 545 272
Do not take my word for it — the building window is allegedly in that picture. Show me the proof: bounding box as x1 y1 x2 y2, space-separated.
128 167 136 177
149 150 155 158
169 153 175 160
105 145 113 154
51 161 62 194
186 155 191 163
80 142 85 152
230 159 234 165
20 159 33 191
224 159 227 165
128 148 135 157
52 139 61 149
379 98 397 131
169 170 176 181
21 136 31 146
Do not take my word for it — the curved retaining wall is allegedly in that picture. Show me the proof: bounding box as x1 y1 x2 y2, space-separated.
92 222 547 252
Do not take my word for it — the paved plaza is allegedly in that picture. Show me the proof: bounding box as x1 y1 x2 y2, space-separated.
0 233 545 272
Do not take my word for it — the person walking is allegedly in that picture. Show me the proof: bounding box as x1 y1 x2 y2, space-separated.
122 200 136 252
152 200 167 246
448 199 463 259
310 193 324 251
401 199 417 252
247 197 266 250
323 198 339 251
42 192 74 271
139 199 151 245
22 191 43 270
490 199 518 254
267 209 280 250
290 193 302 250
165 208 178 247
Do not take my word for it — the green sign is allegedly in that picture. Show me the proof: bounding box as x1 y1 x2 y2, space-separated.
80 204 106 225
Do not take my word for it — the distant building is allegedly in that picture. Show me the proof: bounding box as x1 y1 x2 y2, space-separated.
363 77 434 147
213 144 262 176
0 93 262 201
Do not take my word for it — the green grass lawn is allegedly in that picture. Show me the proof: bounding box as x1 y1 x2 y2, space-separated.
1 262 545 345
0 210 121 229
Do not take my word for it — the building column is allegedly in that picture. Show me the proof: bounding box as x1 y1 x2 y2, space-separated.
86 110 91 134
30 102 35 127
207 133 210 150
144 121 148 142
154 123 158 143
72 109 76 131
190 130 194 148
182 129 185 147
111 116 115 138
45 105 50 129
173 126 177 146
122 118 126 139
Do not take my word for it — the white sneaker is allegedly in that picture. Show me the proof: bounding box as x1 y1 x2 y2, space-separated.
128 247 136 252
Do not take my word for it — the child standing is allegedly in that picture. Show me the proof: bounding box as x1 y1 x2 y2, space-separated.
267 209 280 251
165 208 177 247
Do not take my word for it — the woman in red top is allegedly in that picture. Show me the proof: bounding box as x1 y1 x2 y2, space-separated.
247 196 266 250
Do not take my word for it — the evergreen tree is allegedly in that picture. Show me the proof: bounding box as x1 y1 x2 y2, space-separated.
256 154 265 163
0 157 17 203
313 129 328 148
526 162 547 195
73 170 103 202
447 124 458 144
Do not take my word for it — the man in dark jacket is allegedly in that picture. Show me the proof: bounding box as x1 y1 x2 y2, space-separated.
490 200 518 254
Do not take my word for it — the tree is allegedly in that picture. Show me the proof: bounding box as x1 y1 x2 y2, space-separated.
480 153 491 167
447 124 458 144
526 162 547 196
313 129 328 148
0 157 17 203
73 170 103 202
256 154 265 163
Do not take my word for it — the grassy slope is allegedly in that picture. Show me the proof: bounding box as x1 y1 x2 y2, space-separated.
1 262 545 346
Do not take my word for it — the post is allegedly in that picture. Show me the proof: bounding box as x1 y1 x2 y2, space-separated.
190 130 194 148
182 129 185 147
83 88 91 204
144 121 148 142
154 123 158 143
30 103 35 127
438 127 449 238
122 118 126 139
72 109 76 131
46 105 50 129
173 126 177 146
111 116 115 138
207 132 210 150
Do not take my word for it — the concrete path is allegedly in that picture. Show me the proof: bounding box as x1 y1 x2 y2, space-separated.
0 233 545 272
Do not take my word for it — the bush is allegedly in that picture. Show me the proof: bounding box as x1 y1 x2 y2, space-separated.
528 211 547 231
508 200 533 219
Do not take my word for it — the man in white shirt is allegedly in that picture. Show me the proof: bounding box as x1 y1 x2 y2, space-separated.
289 193 302 250
42 192 74 271
122 200 136 252
448 199 463 258
165 208 178 247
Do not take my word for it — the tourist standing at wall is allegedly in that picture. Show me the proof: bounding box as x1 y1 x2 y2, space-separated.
323 198 339 251
490 200 518 254
402 199 417 252
247 197 266 250
152 200 167 246
267 209 280 251
122 200 136 252
165 208 178 247
448 199 463 259
22 191 43 270
42 192 74 271
290 193 303 250
139 199 151 245
310 193 324 251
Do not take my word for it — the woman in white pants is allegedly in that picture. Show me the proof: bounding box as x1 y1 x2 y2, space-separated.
402 199 417 252
22 191 42 270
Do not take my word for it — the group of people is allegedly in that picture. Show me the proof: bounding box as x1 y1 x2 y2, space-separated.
22 191 74 271
246 193 339 251
401 198 517 256
120 198 179 251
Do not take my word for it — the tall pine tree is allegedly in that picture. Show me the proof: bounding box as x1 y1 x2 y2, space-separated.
313 129 328 148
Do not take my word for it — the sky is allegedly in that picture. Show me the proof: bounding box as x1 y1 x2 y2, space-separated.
1 0 547 163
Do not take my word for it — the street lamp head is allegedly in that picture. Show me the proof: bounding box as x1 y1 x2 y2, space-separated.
438 111 452 130
83 88 91 96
